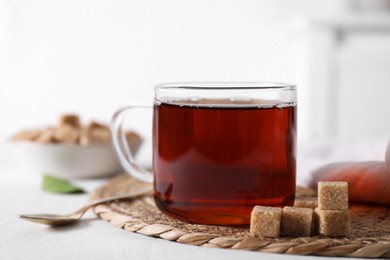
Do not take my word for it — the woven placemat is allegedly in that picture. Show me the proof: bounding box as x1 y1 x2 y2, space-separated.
91 175 390 258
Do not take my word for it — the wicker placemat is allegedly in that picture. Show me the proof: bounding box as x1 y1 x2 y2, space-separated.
91 175 390 258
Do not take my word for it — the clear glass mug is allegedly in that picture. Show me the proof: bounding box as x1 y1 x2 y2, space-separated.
111 82 297 225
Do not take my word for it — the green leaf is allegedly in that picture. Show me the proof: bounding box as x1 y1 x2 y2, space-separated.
42 175 85 194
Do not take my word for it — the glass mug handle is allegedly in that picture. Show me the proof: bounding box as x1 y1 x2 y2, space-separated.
110 106 153 183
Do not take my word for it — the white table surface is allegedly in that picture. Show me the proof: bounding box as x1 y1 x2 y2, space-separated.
0 140 388 260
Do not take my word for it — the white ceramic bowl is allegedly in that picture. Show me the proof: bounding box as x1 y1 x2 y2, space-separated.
9 139 141 179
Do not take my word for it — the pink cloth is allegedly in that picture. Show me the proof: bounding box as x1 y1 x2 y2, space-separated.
311 142 390 206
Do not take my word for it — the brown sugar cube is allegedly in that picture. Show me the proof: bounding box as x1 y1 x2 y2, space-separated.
87 121 109 131
294 197 318 209
296 186 316 198
79 128 109 145
54 125 80 144
318 182 348 210
314 208 350 237
91 128 111 144
126 131 142 155
59 114 80 128
293 197 318 235
250 206 282 238
281 207 313 237
125 131 141 142
35 129 57 144
79 128 92 145
11 129 41 141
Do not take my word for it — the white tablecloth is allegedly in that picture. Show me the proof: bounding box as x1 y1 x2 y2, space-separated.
0 140 387 260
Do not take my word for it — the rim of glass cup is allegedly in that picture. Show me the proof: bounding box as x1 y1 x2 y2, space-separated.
155 81 296 90
154 82 297 106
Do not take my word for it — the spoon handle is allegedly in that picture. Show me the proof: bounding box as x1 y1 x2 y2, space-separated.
78 186 154 214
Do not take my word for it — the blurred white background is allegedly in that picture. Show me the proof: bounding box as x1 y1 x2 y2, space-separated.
1 0 390 143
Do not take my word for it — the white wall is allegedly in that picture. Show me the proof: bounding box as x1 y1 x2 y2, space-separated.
2 0 389 143
338 33 390 139
1 0 314 140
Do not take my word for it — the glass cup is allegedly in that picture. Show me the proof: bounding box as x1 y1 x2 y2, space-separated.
111 82 297 225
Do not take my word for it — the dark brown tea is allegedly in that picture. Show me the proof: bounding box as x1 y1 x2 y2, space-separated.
153 100 296 225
